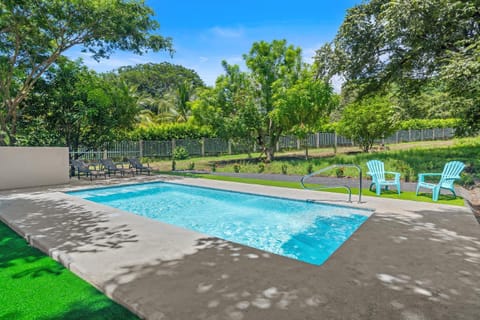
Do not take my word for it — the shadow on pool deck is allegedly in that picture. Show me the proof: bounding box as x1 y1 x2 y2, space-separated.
0 175 479 320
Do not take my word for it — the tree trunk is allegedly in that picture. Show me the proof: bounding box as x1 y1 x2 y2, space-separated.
265 147 275 162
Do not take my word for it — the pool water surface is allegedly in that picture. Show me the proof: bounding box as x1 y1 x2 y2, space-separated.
69 182 372 265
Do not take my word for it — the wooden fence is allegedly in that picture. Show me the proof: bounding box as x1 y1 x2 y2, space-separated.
70 128 454 160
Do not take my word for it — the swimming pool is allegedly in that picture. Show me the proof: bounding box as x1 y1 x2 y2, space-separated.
69 182 372 265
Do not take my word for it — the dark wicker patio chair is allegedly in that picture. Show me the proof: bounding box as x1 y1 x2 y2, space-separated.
128 157 152 175
71 159 106 180
100 158 134 177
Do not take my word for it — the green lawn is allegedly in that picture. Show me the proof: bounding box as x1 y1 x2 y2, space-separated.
0 222 138 320
152 137 479 188
193 174 465 206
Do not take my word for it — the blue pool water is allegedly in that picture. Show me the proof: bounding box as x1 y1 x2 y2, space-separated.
69 182 371 265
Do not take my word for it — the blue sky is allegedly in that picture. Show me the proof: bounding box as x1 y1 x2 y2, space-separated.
67 1 360 86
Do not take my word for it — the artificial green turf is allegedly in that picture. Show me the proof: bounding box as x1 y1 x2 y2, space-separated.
193 174 465 206
0 222 138 320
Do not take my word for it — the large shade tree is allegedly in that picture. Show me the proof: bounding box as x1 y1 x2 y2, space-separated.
315 0 480 133
0 0 172 145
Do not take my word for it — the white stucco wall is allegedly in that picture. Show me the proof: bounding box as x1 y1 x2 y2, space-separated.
0 147 69 190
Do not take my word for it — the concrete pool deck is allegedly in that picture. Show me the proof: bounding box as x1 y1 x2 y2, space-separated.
0 175 479 320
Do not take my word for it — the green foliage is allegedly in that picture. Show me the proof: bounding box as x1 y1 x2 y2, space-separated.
272 66 335 159
337 96 399 152
0 0 172 145
315 0 480 136
398 118 460 130
233 163 241 173
257 163 265 173
19 58 138 152
191 62 259 153
243 39 304 161
117 62 204 99
307 163 314 174
335 167 345 178
130 123 214 140
172 146 189 160
188 162 195 170
210 162 217 172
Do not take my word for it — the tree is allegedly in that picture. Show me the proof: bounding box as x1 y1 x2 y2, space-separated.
0 0 172 145
315 0 480 132
191 61 260 151
244 39 303 161
273 67 334 159
117 62 204 99
20 58 138 156
337 96 399 152
116 63 204 124
440 41 480 136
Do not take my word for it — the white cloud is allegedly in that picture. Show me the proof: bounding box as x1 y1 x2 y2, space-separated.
199 56 209 63
210 26 245 38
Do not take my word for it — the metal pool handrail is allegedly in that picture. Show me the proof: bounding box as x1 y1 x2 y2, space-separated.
300 164 363 203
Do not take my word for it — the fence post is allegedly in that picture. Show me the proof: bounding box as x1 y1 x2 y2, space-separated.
103 149 107 160
408 129 411 141
228 140 232 155
171 138 176 153
139 140 144 158
334 132 338 150
276 141 280 152
421 129 424 141
316 133 320 148
296 138 301 150
201 138 205 157
396 131 399 144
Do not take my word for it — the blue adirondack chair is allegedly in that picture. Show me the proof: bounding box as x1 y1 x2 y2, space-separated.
416 161 465 201
366 160 401 195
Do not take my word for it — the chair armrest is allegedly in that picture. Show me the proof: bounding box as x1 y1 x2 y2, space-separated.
385 171 401 182
418 172 442 183
418 173 442 177
385 171 400 176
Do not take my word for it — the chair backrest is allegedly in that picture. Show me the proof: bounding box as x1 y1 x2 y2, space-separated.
100 158 115 169
440 161 465 187
72 159 89 172
128 157 142 169
367 160 385 181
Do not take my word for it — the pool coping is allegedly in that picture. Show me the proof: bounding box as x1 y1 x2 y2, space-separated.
1 175 479 319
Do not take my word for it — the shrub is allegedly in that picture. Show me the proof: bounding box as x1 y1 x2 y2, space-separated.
210 162 216 172
281 164 288 175
233 163 241 173
188 162 195 170
337 96 398 152
173 146 189 160
257 163 265 173
307 163 314 174
129 123 214 141
335 167 345 178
